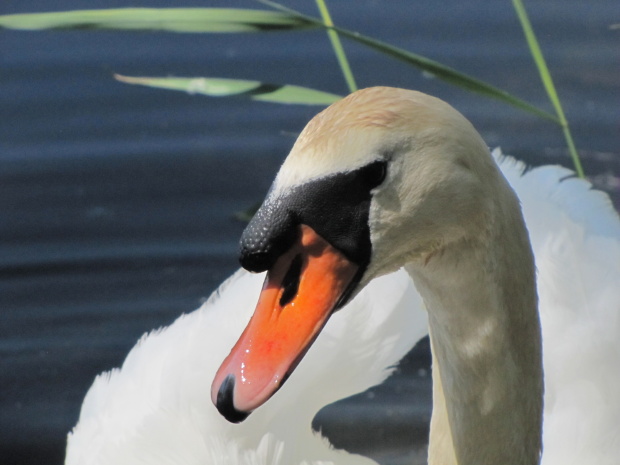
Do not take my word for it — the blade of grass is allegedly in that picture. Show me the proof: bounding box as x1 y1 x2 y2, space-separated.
114 75 341 105
0 8 315 33
258 0 559 124
315 0 357 93
511 0 584 177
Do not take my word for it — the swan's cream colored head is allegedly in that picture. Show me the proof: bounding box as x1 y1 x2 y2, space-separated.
275 87 500 286
213 87 507 422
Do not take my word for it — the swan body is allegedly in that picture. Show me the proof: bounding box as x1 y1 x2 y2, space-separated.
67 87 620 465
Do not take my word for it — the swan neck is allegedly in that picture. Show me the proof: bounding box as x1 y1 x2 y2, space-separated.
406 212 543 465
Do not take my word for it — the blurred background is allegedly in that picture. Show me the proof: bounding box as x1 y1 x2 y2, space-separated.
1 1 618 464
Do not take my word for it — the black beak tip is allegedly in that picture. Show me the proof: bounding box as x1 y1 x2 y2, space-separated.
239 250 272 274
215 374 250 424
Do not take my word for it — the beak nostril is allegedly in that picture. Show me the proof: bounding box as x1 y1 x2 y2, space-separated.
215 375 250 424
279 254 303 307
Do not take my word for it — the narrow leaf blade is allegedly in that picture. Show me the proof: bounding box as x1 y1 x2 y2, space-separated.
511 0 584 177
0 8 315 33
114 75 342 106
335 27 559 123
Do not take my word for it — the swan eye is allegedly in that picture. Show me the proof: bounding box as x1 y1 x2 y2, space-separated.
360 160 387 190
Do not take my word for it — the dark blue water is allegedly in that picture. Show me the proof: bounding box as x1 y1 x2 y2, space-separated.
1 1 618 464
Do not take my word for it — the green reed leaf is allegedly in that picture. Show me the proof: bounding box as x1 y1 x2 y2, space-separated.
114 75 341 105
0 8 315 33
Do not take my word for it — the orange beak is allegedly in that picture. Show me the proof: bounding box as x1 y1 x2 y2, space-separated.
211 224 359 422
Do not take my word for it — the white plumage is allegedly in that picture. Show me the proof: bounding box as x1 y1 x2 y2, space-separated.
500 152 620 464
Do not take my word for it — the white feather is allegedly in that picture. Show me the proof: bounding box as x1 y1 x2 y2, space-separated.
495 149 620 465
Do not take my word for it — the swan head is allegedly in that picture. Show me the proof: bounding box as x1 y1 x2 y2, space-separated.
212 86 506 423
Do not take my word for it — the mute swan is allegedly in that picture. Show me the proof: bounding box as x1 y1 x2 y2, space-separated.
211 87 620 464
66 87 620 465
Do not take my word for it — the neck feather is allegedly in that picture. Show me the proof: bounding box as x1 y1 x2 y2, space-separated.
406 191 543 465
